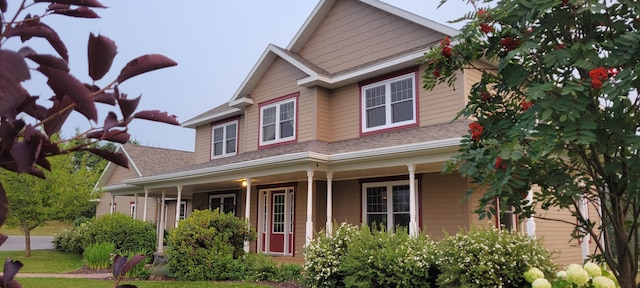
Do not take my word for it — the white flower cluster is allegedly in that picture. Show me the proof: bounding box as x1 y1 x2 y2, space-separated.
302 222 359 287
527 263 618 288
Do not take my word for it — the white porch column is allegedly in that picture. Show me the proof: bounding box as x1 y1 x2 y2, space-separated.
525 188 536 238
157 190 166 253
110 194 116 214
325 171 333 237
306 169 314 244
133 193 138 219
579 196 590 261
174 185 183 228
407 164 418 236
143 188 149 222
244 178 252 253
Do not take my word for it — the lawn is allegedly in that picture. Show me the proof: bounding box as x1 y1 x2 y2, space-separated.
0 221 72 236
0 250 83 273
16 278 272 288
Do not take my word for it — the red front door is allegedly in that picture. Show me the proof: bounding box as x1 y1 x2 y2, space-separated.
260 188 294 255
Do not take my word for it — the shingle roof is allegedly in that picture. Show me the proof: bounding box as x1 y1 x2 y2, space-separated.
122 143 195 176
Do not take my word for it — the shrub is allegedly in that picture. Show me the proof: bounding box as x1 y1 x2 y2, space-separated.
242 253 303 283
83 241 115 269
84 213 156 257
73 216 92 227
53 222 90 254
437 226 557 288
340 226 438 288
166 209 256 281
303 222 359 287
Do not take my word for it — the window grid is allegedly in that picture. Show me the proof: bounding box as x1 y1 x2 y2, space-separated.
361 73 416 133
211 121 238 159
260 97 297 145
363 181 414 231
272 194 285 233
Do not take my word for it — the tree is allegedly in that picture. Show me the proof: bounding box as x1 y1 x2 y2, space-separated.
423 0 639 286
0 1 178 285
2 139 102 257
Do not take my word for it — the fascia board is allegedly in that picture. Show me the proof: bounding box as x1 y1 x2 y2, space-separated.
120 145 142 176
329 137 463 162
360 0 459 37
181 107 243 128
297 50 428 88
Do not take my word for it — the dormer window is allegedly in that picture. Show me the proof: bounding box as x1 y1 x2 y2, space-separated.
259 93 298 147
361 72 417 134
211 120 238 159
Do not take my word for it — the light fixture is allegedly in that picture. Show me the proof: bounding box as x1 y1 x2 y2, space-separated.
241 180 248 187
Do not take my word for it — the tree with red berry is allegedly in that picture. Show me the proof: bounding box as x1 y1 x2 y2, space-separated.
424 0 640 286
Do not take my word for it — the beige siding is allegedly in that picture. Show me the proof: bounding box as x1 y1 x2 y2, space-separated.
105 166 138 186
194 125 211 164
95 193 158 223
326 84 360 142
422 173 468 240
244 58 314 151
316 87 332 142
419 64 465 126
331 180 361 224
299 0 444 74
536 207 584 266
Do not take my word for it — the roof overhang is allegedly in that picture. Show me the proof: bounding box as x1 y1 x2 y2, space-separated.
181 106 244 128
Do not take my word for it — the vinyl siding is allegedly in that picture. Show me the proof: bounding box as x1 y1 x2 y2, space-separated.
316 87 332 142
194 125 211 164
105 166 139 186
326 84 360 142
419 64 465 126
331 179 361 224
95 193 158 223
535 207 584 266
421 172 468 240
299 0 444 74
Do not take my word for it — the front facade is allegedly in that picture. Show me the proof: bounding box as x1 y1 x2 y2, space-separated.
97 0 599 266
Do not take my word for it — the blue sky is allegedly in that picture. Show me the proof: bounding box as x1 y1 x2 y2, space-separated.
7 1 473 151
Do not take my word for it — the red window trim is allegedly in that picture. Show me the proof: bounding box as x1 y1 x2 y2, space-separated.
257 92 299 149
210 116 241 160
359 174 423 231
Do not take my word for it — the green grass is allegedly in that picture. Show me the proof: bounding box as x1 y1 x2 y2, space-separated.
16 278 272 288
0 250 83 273
0 220 73 236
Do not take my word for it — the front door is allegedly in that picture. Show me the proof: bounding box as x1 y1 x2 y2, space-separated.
258 188 294 256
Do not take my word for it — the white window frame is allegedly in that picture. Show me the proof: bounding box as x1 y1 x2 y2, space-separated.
211 120 238 159
129 202 136 218
259 97 297 146
179 200 187 220
361 180 415 232
209 193 236 214
361 72 417 133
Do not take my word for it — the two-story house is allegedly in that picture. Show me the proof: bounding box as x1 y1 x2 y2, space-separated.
96 0 600 266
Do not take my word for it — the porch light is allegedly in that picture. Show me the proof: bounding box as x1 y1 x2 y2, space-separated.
241 180 248 187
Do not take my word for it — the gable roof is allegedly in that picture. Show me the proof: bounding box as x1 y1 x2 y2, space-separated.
183 0 459 128
94 144 195 192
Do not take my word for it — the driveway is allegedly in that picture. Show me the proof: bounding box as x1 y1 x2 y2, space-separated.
0 236 55 251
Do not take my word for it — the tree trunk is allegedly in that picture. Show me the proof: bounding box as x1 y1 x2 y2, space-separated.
24 228 31 257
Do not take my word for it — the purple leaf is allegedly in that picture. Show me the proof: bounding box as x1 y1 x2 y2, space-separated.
34 0 105 8
113 255 128 278
52 6 100 18
117 94 140 119
5 22 68 61
86 129 130 144
9 142 38 173
43 95 74 136
3 258 24 283
0 184 7 227
103 112 119 131
0 50 31 116
47 3 70 10
0 0 6 12
37 66 97 121
19 47 69 72
133 110 179 125
17 96 47 121
0 235 7 247
0 276 22 288
116 54 177 84
94 92 116 105
82 148 129 168
120 255 145 276
88 33 117 81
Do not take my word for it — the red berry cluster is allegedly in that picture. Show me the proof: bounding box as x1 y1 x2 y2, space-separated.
441 36 452 58
469 122 483 141
520 100 534 111
480 23 493 34
588 67 608 89
494 156 507 170
500 37 521 52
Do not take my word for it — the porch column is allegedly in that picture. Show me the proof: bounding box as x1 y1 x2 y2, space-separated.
133 193 138 219
143 188 149 221
407 164 418 236
174 185 183 228
110 194 116 214
525 188 536 238
306 169 314 244
325 171 333 237
157 190 166 253
244 178 252 252
579 195 590 261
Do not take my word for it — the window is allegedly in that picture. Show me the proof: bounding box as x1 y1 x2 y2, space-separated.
211 120 238 158
259 95 297 146
362 180 412 231
361 72 417 133
179 200 187 220
209 193 236 214
496 198 518 231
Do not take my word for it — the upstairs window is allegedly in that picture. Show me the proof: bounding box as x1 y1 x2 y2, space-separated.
361 72 417 133
211 120 238 159
260 94 297 146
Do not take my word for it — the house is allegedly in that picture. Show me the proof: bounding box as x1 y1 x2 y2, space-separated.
96 0 601 266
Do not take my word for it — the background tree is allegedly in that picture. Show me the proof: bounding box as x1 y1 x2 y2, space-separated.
0 0 178 284
2 137 103 257
423 0 639 286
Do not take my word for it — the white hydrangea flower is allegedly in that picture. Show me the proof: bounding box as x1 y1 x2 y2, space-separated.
583 262 602 277
566 265 590 286
524 267 545 283
592 276 616 288
532 278 552 288
556 270 567 279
